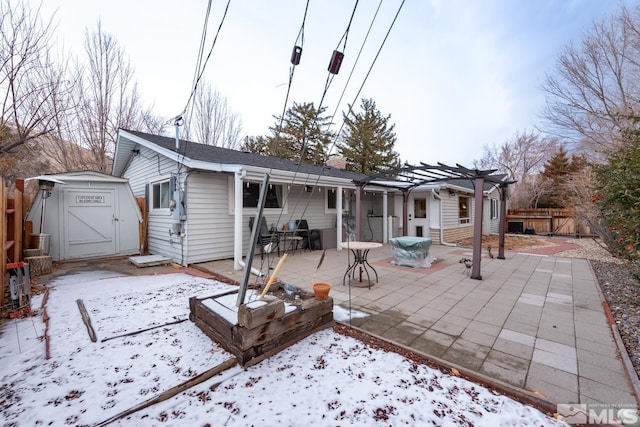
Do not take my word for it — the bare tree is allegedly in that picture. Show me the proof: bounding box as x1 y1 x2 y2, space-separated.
474 130 558 208
183 83 243 149
542 5 640 154
0 0 70 156
75 21 161 172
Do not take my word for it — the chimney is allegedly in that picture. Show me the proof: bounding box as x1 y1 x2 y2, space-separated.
326 155 346 169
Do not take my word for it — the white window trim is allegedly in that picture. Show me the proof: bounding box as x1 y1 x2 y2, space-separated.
150 177 171 213
228 177 288 214
490 198 499 220
459 196 471 225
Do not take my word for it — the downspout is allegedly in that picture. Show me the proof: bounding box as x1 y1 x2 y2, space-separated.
432 189 456 247
233 169 261 276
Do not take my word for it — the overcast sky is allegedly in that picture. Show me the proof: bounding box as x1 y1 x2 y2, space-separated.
34 0 633 167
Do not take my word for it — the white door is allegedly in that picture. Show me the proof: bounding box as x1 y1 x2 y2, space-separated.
409 195 428 237
63 189 117 259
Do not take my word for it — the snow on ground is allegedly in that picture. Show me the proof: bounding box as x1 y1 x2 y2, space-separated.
0 271 565 426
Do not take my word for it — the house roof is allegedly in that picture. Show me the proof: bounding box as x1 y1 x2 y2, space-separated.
113 129 369 185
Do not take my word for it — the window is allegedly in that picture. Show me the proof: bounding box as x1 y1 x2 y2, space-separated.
327 188 337 210
326 188 350 213
243 182 284 209
490 198 499 220
414 198 427 219
152 180 170 209
459 196 470 224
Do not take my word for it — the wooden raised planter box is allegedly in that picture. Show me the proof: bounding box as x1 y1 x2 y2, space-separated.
189 289 333 367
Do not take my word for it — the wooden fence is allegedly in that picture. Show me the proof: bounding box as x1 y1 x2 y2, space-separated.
1 177 27 308
506 208 592 237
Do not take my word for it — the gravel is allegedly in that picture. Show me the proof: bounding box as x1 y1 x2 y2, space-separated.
554 239 640 378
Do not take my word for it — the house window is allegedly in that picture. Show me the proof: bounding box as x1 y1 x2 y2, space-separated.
459 196 470 224
326 188 351 213
327 188 337 210
151 180 170 209
490 199 499 220
243 182 284 209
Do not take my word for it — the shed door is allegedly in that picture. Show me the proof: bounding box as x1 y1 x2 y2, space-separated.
63 189 117 259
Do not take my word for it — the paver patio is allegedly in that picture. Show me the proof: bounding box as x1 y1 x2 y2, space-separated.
198 239 640 408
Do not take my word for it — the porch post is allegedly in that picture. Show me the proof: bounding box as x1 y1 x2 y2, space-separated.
471 176 485 280
382 191 388 243
233 170 244 270
336 186 343 250
498 183 507 260
402 190 409 236
355 184 362 241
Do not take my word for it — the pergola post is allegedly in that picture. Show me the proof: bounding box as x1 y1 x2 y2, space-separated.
471 176 485 280
402 190 409 236
498 183 508 260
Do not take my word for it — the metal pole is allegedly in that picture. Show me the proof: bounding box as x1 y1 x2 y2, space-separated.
237 174 270 307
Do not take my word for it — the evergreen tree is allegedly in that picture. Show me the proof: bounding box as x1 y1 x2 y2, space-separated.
338 98 400 174
594 131 640 261
538 147 587 208
240 102 333 165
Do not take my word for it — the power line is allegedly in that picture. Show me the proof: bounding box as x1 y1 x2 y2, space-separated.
293 0 406 223
180 0 232 121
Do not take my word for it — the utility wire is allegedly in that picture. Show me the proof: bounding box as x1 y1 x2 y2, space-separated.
329 0 384 152
294 0 406 225
281 0 363 221
181 0 232 120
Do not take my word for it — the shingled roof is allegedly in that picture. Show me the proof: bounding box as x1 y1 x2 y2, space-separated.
117 129 368 182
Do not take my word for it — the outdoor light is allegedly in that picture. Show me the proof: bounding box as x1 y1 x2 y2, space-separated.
449 190 455 197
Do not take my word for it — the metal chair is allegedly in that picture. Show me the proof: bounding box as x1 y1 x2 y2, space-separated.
249 216 279 260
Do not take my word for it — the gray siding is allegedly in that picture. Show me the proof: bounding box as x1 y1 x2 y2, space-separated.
185 172 235 263
124 147 176 197
124 147 184 262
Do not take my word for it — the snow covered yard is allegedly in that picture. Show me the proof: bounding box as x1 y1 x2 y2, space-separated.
0 271 565 426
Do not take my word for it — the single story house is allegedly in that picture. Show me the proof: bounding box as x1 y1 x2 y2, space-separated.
112 129 506 269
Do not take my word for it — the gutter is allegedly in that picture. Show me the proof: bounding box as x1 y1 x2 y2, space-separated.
432 189 456 247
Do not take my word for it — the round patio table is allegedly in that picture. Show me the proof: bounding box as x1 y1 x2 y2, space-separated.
341 241 382 288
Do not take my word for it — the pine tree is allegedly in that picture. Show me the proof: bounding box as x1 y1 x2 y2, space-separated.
240 102 333 165
338 98 400 174
538 147 586 208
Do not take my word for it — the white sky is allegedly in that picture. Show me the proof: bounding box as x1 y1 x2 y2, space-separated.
32 0 632 166
0 271 566 425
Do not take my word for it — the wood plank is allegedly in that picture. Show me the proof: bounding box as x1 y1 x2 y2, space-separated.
238 299 285 329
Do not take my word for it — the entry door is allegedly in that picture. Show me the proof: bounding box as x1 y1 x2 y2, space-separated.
409 195 428 237
63 189 117 259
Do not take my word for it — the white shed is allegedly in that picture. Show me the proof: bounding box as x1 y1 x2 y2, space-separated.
26 171 142 261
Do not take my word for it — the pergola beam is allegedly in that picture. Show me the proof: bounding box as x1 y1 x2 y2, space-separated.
355 162 516 281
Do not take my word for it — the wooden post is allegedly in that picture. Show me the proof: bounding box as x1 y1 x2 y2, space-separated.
471 176 485 280
238 298 285 329
1 177 6 307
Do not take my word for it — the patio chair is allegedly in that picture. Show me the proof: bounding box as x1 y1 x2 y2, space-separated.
296 219 321 251
249 216 279 260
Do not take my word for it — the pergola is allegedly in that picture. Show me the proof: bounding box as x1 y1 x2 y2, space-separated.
354 162 516 280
